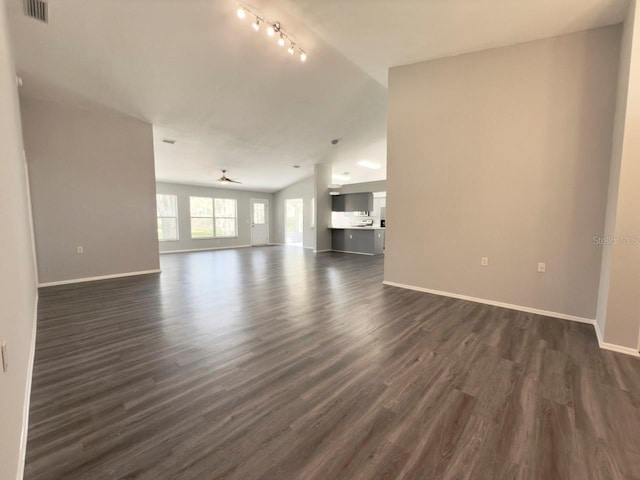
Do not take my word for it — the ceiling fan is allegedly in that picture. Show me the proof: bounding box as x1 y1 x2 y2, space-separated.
217 170 241 185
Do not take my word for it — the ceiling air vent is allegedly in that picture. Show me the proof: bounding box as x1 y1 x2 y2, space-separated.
24 0 48 23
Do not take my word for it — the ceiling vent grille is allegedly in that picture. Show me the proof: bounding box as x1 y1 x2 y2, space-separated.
24 0 48 23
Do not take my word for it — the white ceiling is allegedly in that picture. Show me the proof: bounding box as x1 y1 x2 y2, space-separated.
281 0 629 85
7 0 628 192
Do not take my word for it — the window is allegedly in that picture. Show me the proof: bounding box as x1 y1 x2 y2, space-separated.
214 198 237 237
156 194 178 241
189 196 237 238
190 196 214 238
253 203 265 225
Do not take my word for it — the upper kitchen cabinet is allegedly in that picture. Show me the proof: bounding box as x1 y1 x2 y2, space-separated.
331 193 374 212
372 194 386 219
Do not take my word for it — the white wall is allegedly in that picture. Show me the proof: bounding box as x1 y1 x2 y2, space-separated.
314 164 332 252
272 176 316 249
385 26 621 319
155 182 272 252
0 3 38 479
597 1 640 350
21 96 160 285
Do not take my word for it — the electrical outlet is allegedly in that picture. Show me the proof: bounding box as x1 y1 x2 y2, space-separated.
537 262 546 273
481 257 489 266
77 246 84 254
349 234 353 239
1 342 8 373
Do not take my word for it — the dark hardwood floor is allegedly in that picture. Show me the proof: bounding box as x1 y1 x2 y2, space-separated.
26 246 640 479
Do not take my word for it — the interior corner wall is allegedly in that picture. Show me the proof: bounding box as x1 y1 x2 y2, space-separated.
0 3 38 479
21 96 160 285
597 0 640 349
314 163 332 252
155 182 272 252
385 26 621 319
272 176 315 248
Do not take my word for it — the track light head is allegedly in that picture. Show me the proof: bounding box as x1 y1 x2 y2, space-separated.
236 8 306 64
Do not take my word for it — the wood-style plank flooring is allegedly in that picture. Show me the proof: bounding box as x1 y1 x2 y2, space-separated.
26 246 640 479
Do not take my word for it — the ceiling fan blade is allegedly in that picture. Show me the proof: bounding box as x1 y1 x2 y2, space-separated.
228 179 242 184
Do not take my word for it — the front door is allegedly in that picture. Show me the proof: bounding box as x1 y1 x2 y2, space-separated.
251 198 269 246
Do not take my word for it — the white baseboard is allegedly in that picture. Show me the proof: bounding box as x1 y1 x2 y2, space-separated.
383 280 640 358
600 342 639 357
268 243 284 246
17 293 38 480
382 280 594 325
314 249 332 253
160 245 252 254
38 269 161 288
593 321 640 357
332 249 375 256
594 320 604 347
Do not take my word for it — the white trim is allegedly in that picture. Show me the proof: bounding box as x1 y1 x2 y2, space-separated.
17 293 38 480
332 249 375 256
269 242 284 246
382 281 594 325
314 249 332 253
250 198 270 247
594 321 640 357
38 269 161 288
594 320 604 347
600 342 640 357
160 245 252 254
303 246 314 250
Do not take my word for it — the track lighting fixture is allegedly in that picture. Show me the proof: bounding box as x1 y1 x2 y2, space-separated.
236 3 308 63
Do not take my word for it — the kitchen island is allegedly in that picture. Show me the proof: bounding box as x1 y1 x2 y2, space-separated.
330 227 385 255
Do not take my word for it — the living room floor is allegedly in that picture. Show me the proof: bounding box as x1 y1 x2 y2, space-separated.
25 247 640 479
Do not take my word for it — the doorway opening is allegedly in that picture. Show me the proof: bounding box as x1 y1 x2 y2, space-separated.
285 198 304 247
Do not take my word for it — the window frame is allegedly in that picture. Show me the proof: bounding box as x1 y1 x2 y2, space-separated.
189 196 215 239
213 198 238 238
156 194 179 242
189 196 238 239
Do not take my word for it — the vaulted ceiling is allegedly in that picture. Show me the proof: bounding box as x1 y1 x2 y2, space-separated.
6 0 628 192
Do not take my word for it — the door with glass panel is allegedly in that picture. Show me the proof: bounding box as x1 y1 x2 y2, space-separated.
250 198 269 246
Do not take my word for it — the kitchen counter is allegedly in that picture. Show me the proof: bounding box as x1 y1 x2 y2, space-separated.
330 227 385 255
329 226 385 230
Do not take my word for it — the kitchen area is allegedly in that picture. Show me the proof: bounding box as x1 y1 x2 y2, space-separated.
330 191 386 255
